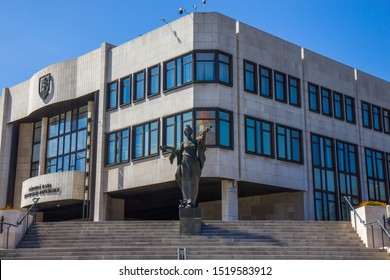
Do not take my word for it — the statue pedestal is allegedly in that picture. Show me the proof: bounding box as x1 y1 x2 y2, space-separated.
179 208 202 235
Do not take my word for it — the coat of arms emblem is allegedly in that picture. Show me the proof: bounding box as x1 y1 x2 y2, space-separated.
39 74 51 100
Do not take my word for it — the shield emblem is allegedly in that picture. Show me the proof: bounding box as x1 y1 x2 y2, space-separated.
39 74 51 100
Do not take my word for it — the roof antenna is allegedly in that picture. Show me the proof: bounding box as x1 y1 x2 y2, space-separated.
202 0 207 11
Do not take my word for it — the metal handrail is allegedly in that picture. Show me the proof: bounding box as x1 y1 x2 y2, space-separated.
0 198 39 249
344 196 390 250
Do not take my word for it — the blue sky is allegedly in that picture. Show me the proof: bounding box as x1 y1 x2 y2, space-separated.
0 0 389 92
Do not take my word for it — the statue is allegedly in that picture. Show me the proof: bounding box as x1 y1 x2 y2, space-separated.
160 125 211 208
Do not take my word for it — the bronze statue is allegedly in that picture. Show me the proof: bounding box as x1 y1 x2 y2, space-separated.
160 125 211 208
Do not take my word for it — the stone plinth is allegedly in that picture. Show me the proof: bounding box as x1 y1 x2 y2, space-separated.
179 208 202 235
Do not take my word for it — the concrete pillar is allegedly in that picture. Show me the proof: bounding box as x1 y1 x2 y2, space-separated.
0 89 11 208
221 180 238 221
39 117 48 175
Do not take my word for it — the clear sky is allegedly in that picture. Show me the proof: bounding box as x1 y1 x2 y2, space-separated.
1 0 389 92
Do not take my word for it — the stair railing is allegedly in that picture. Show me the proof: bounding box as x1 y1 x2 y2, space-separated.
0 198 39 249
344 196 390 250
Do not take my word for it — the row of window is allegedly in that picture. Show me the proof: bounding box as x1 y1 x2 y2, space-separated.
243 60 301 107
361 100 390 134
245 116 303 164
107 50 232 110
308 83 356 124
106 108 233 165
311 133 390 221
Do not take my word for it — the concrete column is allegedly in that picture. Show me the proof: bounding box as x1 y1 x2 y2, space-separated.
39 117 48 175
221 180 238 221
0 89 11 208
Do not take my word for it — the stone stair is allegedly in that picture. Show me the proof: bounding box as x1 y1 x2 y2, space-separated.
1 220 389 260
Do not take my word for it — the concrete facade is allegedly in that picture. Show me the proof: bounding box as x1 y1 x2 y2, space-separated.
0 12 389 222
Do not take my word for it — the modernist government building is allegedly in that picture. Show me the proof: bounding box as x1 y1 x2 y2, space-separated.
0 12 389 222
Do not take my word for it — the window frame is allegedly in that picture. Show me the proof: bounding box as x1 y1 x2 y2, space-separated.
133 70 146 102
132 119 160 160
259 65 273 98
321 87 333 117
383 108 390 134
345 95 356 124
244 116 274 158
243 60 257 94
333 91 344 120
308 83 320 113
105 128 130 166
365 148 388 203
361 101 372 129
147 64 161 98
274 71 287 103
119 75 131 107
372 105 383 132
288 75 301 107
106 80 118 111
276 124 303 164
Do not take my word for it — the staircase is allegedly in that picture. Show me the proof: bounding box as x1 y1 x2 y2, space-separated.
1 220 389 260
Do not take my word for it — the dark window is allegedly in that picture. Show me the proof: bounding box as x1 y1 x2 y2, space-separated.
148 65 160 97
134 71 145 101
383 109 390 134
276 125 303 164
244 60 257 93
365 148 388 202
288 76 300 107
372 105 382 132
196 52 215 81
195 109 233 148
218 53 231 84
274 71 287 103
120 76 131 106
259 65 272 98
133 120 159 159
31 121 42 177
164 54 193 91
362 101 372 128
245 117 273 157
46 106 88 174
308 83 320 112
333 92 344 120
311 134 337 221
345 96 356 123
336 141 360 220
321 87 332 116
107 81 118 110
163 111 193 149
106 128 130 165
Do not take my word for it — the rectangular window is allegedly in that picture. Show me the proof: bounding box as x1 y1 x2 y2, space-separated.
365 148 388 202
311 134 337 221
196 52 215 81
133 120 159 159
259 66 272 98
120 76 131 106
274 71 287 103
345 96 356 123
46 106 88 174
165 60 176 90
288 76 300 107
182 54 193 84
321 87 332 116
148 65 160 97
372 105 382 132
383 109 390 134
245 117 273 157
106 128 130 165
164 54 193 91
163 111 193 149
276 125 303 164
308 83 320 113
333 91 344 120
244 60 257 93
134 71 145 101
336 141 360 221
218 53 231 84
107 81 118 110
362 101 372 128
31 121 42 177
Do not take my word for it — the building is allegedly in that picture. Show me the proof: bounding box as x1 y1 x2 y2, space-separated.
0 12 389 222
